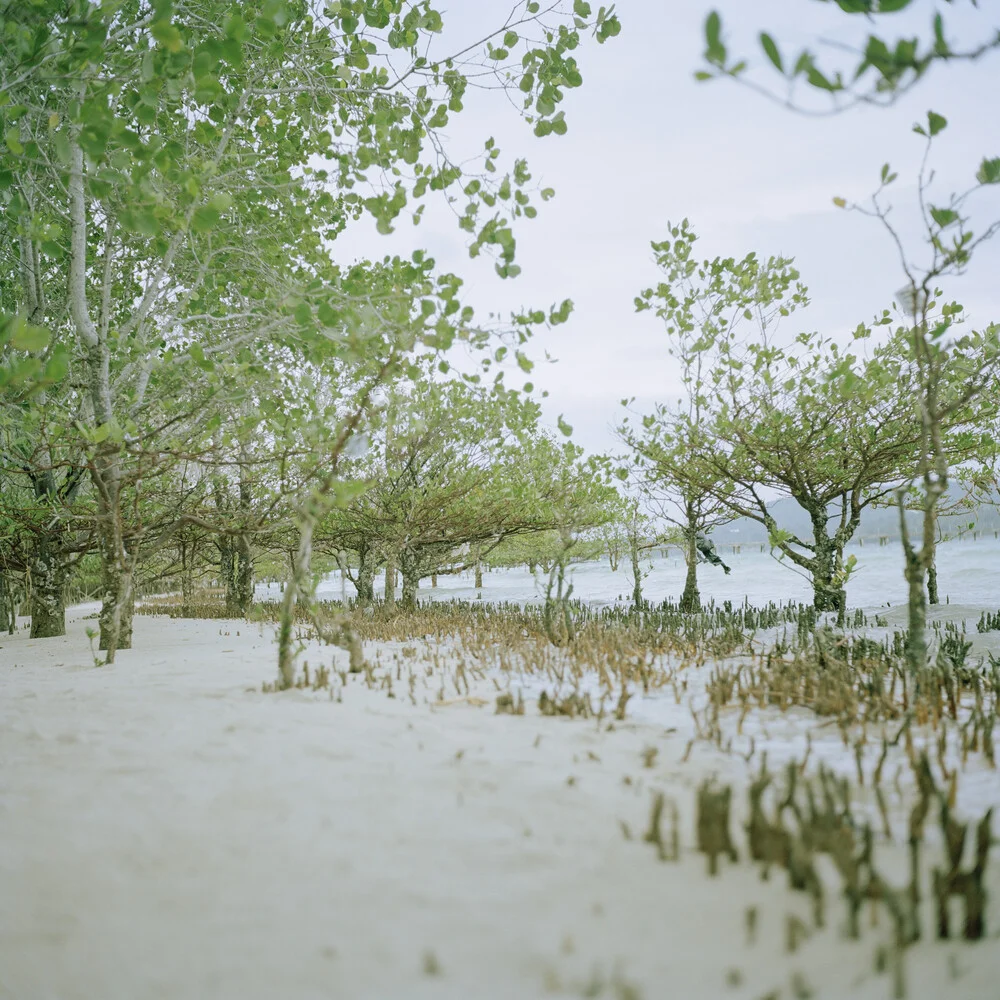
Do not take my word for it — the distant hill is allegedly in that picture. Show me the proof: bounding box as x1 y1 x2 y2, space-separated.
709 491 1000 546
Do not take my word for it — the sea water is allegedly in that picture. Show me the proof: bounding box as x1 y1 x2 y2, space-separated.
255 536 1000 611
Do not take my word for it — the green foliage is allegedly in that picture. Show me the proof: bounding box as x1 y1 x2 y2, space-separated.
0 311 66 392
317 370 619 600
696 1 1000 660
624 221 994 613
0 0 619 647
698 4 1000 112
484 530 604 571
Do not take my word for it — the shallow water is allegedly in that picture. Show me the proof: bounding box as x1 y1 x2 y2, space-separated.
256 536 1000 611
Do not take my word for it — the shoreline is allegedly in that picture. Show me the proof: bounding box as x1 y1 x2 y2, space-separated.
248 536 1000 612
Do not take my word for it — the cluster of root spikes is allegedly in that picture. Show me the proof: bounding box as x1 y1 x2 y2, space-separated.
143 597 1000 757
704 624 999 736
639 751 994 1000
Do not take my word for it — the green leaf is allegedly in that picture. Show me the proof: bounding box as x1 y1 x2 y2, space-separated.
91 422 113 444
597 15 620 41
976 157 1000 185
42 345 69 384
224 14 246 41
705 11 721 49
760 33 783 73
927 111 947 136
151 20 184 53
704 10 725 64
549 299 573 324
929 206 958 228
127 208 160 237
317 302 340 326
805 65 839 91
191 205 221 231
53 132 70 164
10 319 48 352
4 129 24 155
557 414 573 437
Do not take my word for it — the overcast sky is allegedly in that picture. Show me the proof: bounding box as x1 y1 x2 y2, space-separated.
336 0 1000 455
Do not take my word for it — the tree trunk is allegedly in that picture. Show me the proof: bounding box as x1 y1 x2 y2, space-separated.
630 530 643 609
278 526 311 690
119 588 135 647
214 473 237 612
811 575 845 615
384 554 397 607
926 514 939 605
401 563 419 611
809 527 845 615
334 550 349 604
398 547 420 610
70 133 129 661
898 488 931 673
98 562 134 654
278 511 367 689
475 561 483 591
927 558 939 606
903 542 928 672
356 550 375 607
180 539 195 616
228 459 254 616
679 525 700 613
0 570 15 634
219 535 235 603
86 339 129 659
95 483 131 660
30 536 67 638
230 533 254 616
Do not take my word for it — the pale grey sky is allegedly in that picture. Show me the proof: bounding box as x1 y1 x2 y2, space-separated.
337 0 1000 455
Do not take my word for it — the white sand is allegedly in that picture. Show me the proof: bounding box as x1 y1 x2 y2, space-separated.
2 609 999 1000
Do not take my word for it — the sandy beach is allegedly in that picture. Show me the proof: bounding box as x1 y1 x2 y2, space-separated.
2 607 999 1000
